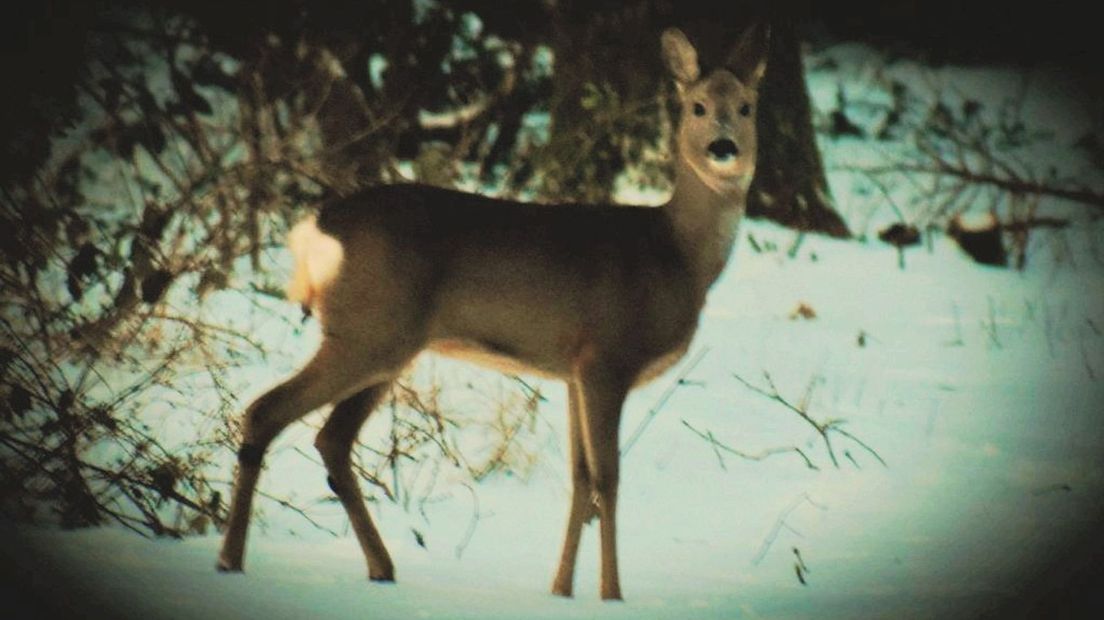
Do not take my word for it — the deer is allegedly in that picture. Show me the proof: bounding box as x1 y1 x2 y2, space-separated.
216 24 768 601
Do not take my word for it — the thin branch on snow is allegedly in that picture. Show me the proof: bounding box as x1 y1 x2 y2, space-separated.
681 420 819 471
752 492 827 566
622 347 710 455
730 371 886 469
454 483 489 560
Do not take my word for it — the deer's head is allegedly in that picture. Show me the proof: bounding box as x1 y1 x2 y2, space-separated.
662 26 768 193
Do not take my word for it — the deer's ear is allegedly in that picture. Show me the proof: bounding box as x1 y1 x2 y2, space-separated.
725 23 770 90
661 28 700 86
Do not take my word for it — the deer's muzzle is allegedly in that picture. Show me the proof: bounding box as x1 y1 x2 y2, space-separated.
707 139 739 161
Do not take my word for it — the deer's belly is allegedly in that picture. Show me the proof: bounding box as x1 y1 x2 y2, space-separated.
428 330 695 387
427 338 565 379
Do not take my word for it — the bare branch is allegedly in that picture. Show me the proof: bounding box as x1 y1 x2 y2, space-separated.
730 371 885 469
752 492 827 566
853 162 1104 211
622 347 710 455
681 420 819 471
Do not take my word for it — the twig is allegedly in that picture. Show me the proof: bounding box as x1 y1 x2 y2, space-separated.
793 547 810 585
508 375 548 404
265 493 339 537
850 162 1104 212
622 347 710 455
855 168 907 222
732 371 886 469
681 420 819 471
752 493 827 566
1031 483 1072 496
454 483 486 559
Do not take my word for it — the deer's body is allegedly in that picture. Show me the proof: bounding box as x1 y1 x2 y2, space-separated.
293 183 705 384
218 26 767 601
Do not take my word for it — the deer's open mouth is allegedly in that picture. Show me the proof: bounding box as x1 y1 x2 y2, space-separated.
707 139 739 162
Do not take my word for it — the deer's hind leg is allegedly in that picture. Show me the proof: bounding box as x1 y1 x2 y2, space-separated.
315 384 395 581
217 338 409 573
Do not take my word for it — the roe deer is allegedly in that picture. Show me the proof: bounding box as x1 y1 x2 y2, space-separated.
217 25 767 601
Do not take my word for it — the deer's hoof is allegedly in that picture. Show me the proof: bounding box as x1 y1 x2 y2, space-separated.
600 589 623 602
551 574 575 598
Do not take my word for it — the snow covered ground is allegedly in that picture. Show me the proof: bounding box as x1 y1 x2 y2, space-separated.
5 44 1104 619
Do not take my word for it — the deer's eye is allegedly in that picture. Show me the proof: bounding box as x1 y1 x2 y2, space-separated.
693 102 706 117
739 102 751 117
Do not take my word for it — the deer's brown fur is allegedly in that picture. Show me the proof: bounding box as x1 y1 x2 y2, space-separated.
218 25 767 601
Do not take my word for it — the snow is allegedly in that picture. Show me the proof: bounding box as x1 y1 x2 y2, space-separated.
6 44 1104 619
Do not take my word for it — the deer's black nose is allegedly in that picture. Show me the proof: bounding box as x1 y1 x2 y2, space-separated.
707 139 739 160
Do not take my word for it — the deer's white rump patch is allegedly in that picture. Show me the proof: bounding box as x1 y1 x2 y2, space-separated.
286 215 344 308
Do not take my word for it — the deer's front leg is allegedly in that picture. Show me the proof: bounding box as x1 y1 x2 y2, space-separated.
576 363 629 601
552 381 597 597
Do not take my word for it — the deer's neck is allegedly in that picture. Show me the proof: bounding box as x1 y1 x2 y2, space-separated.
666 160 750 293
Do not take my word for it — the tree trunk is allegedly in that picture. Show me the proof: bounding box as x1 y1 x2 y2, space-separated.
746 18 849 237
